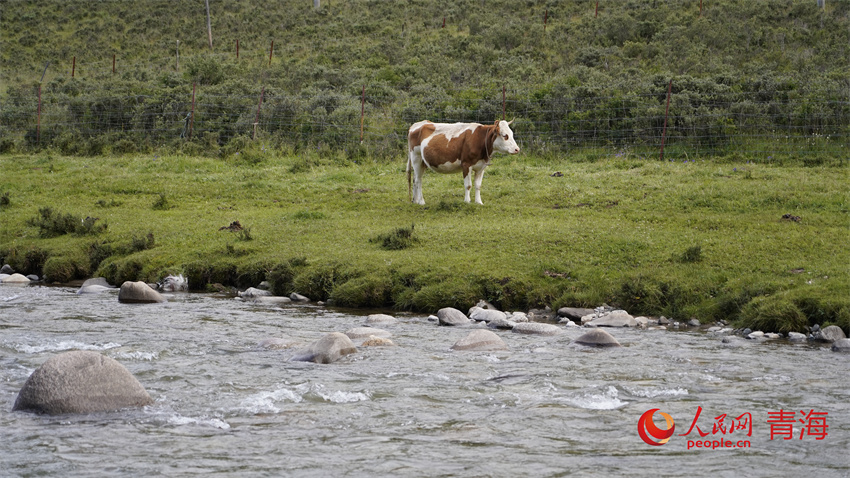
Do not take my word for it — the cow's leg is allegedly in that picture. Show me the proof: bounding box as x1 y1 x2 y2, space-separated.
410 150 426 205
473 167 487 205
463 165 472 203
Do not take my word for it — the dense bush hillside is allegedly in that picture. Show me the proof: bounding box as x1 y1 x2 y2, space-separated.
1 0 848 157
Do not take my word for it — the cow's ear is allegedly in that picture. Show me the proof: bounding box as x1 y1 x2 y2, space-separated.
494 120 500 128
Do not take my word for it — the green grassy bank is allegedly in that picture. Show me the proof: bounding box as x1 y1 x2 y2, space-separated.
1 150 847 334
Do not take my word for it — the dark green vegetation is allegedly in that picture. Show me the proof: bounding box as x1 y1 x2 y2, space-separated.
1 153 847 334
0 1 847 334
0 0 847 158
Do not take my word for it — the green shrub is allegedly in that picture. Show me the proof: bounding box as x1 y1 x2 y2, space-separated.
292 262 354 301
330 275 393 308
739 294 809 333
43 255 88 283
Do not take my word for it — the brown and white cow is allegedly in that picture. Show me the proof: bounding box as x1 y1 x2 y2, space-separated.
406 120 520 205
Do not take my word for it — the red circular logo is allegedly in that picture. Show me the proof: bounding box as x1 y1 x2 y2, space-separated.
638 408 675 446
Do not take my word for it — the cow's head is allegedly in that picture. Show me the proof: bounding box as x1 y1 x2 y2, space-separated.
493 120 520 155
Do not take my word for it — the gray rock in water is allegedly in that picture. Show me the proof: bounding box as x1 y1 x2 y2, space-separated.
12 351 153 415
437 307 470 326
290 292 310 302
813 325 846 343
239 287 271 298
1 273 31 284
557 307 595 321
512 322 562 336
507 311 529 323
361 336 395 347
77 277 115 295
573 328 621 347
0 264 14 274
586 310 637 328
451 330 509 351
118 281 166 304
468 307 507 323
291 332 357 364
26 274 40 282
366 314 398 325
487 316 517 330
787 332 807 342
688 318 701 327
158 274 188 292
345 327 392 339
831 338 850 353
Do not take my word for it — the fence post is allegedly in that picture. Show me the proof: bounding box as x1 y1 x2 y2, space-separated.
112 54 116 74
502 86 506 121
544 8 549 31
236 39 239 59
595 1 599 17
700 0 703 17
660 79 673 161
37 84 42 145
254 86 264 140
205 0 213 50
40 62 50 82
176 40 180 71
442 17 445 28
268 40 274 66
72 56 76 77
189 82 196 140
359 85 367 143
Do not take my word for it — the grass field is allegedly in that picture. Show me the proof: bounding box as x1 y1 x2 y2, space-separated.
0 150 847 334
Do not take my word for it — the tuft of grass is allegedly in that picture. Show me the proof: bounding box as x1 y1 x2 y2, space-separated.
152 193 172 211
371 225 418 251
679 245 703 263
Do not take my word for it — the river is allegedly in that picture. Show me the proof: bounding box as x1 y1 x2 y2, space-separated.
1 284 847 477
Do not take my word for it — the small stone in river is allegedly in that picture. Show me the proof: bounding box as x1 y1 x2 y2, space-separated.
361 336 395 347
573 329 621 347
290 292 310 302
451 330 509 351
345 327 391 340
118 281 166 303
511 322 562 336
366 314 398 325
787 332 807 342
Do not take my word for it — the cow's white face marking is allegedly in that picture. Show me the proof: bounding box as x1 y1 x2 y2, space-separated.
493 120 520 155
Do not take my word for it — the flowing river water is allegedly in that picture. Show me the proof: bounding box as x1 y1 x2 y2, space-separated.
1 284 847 477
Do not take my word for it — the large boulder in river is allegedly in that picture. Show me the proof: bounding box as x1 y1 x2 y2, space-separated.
12 351 154 415
574 329 622 347
813 325 846 343
1 273 31 284
437 307 470 326
291 332 357 364
118 281 166 303
451 330 509 351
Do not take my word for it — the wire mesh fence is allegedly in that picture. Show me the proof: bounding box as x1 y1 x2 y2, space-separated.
1 80 847 161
